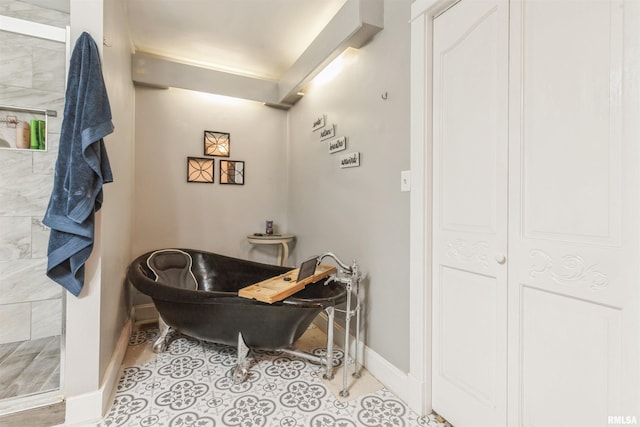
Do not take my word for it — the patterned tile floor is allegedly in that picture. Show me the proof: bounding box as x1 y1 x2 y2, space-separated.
101 324 448 427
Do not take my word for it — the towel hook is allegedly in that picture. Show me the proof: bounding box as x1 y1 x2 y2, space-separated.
381 91 388 100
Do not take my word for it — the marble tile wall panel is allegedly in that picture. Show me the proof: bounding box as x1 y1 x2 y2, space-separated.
0 216 30 259
0 172 52 216
45 112 61 135
0 28 45 45
0 302 31 344
0 85 65 131
32 132 58 175
0 42 32 88
0 144 31 169
32 46 65 93
0 138 54 216
20 36 64 55
0 2 69 28
0 26 66 58
0 29 63 49
31 298 61 339
0 11 66 346
0 259 60 304
0 31 65 92
30 218 49 258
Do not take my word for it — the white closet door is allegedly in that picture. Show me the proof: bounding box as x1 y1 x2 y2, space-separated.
507 1 640 426
432 1 509 426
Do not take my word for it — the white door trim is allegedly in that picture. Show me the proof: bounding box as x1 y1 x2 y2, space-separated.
408 0 460 416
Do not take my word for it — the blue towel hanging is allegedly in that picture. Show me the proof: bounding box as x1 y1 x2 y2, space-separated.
43 31 114 296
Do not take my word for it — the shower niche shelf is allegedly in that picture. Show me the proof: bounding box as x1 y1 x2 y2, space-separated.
0 104 57 152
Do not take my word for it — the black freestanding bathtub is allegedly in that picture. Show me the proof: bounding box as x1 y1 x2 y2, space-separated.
127 249 347 351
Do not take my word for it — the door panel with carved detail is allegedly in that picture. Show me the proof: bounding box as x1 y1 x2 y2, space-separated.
507 1 639 426
432 1 509 426
431 0 639 426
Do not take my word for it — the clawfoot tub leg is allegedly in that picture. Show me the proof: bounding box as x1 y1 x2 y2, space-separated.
153 316 174 353
231 332 251 384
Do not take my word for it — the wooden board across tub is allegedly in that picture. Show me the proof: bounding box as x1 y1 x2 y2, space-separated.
238 264 336 304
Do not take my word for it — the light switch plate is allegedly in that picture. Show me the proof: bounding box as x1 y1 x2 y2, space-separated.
401 170 411 192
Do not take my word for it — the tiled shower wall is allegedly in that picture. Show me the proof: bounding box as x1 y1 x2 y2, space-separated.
0 2 69 345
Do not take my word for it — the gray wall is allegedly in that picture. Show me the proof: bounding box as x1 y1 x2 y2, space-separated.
286 0 412 370
0 3 68 345
132 87 289 306
130 0 412 371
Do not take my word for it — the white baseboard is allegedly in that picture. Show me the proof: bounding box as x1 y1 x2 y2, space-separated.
101 316 132 415
405 371 429 414
314 314 425 414
133 303 158 324
64 316 132 426
64 389 102 426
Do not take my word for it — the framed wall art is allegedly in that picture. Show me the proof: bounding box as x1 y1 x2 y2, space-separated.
220 160 245 185
204 130 230 157
187 157 214 183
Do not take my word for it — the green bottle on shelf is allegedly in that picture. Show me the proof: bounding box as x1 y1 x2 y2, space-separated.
29 119 39 149
38 120 45 150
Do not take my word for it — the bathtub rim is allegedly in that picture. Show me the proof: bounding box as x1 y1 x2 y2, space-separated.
127 248 347 308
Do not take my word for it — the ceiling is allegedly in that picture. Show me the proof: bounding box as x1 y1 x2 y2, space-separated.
126 0 347 81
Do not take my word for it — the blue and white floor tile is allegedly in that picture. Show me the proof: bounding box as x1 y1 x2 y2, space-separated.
101 325 449 427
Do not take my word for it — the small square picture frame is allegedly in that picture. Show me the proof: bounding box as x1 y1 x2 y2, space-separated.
187 157 214 183
204 130 230 157
220 160 245 185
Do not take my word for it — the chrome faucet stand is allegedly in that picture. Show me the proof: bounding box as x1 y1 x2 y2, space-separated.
317 252 363 397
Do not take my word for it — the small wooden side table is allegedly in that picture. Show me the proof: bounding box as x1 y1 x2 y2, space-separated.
247 233 295 266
